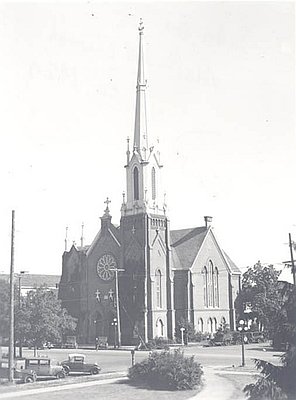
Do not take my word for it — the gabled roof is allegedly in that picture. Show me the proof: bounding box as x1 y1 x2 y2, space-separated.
170 227 208 270
170 226 241 274
223 251 241 274
86 222 121 257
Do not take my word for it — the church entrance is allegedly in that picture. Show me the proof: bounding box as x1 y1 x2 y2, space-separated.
94 312 104 338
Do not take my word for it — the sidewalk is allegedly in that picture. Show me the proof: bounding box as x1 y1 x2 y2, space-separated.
190 367 235 400
190 365 258 400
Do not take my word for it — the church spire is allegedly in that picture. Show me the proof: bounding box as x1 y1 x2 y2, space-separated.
133 18 148 160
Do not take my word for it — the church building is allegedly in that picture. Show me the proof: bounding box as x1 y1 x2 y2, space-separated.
59 21 241 346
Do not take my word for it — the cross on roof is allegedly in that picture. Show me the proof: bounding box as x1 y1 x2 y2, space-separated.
104 197 111 213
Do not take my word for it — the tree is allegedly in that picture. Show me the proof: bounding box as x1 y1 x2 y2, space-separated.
22 287 77 351
235 261 282 334
0 279 10 338
244 284 296 400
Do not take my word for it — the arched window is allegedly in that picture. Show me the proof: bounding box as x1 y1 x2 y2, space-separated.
208 261 214 307
198 318 204 333
221 317 226 329
156 270 162 308
133 167 139 200
207 318 213 333
202 267 208 307
214 267 219 307
213 318 217 333
151 167 156 200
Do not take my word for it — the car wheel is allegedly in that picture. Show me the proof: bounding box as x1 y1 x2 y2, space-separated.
24 375 35 383
90 368 99 375
62 366 70 376
56 371 66 379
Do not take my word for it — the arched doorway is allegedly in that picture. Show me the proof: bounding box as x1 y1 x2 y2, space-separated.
156 318 164 337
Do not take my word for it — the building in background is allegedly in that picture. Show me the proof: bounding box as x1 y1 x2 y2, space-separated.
0 274 60 296
59 22 241 345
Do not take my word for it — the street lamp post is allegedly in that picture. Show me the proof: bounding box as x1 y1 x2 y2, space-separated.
180 327 185 346
109 268 124 348
238 319 249 367
111 318 118 348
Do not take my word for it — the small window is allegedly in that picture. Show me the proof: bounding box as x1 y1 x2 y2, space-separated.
156 269 162 308
28 360 39 366
133 167 139 200
151 167 156 200
39 359 49 366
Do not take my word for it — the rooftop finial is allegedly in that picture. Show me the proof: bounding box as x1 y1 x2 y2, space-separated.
104 197 111 214
64 226 68 251
138 18 144 33
80 222 84 248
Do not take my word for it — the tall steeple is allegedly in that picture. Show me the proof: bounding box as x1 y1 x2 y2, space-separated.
122 20 166 217
133 18 148 160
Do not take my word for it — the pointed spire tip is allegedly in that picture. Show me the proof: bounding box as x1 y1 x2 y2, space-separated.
138 18 144 33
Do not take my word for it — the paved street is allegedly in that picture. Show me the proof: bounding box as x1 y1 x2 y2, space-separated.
183 342 282 367
0 343 283 400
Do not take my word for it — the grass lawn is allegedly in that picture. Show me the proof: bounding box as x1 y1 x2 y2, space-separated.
0 375 200 400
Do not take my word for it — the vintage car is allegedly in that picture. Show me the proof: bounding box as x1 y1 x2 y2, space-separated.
62 336 78 349
246 331 265 343
24 357 66 379
0 359 37 383
61 354 101 375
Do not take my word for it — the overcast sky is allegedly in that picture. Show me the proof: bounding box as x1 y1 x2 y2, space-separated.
0 1 295 277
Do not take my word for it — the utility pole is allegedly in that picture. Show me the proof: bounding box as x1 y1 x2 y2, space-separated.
110 268 124 347
289 233 296 285
9 210 15 383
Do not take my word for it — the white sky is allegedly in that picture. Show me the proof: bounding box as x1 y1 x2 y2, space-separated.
0 1 295 276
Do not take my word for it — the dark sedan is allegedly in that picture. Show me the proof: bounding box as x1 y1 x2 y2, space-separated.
61 354 101 375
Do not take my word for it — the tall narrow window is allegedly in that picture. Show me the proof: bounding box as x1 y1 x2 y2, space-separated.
208 318 213 333
156 269 162 308
202 267 208 307
214 267 219 307
133 167 139 200
151 167 156 200
208 261 214 307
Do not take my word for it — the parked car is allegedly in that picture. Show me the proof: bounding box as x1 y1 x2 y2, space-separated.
62 336 78 349
61 353 101 375
24 357 66 379
0 359 37 383
247 331 265 344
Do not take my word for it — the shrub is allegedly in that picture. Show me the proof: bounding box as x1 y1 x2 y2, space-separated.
128 349 203 390
145 337 175 350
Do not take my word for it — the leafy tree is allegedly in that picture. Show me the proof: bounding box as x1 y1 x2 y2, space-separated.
235 261 282 334
0 282 76 355
0 279 10 338
23 287 77 350
244 284 296 400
